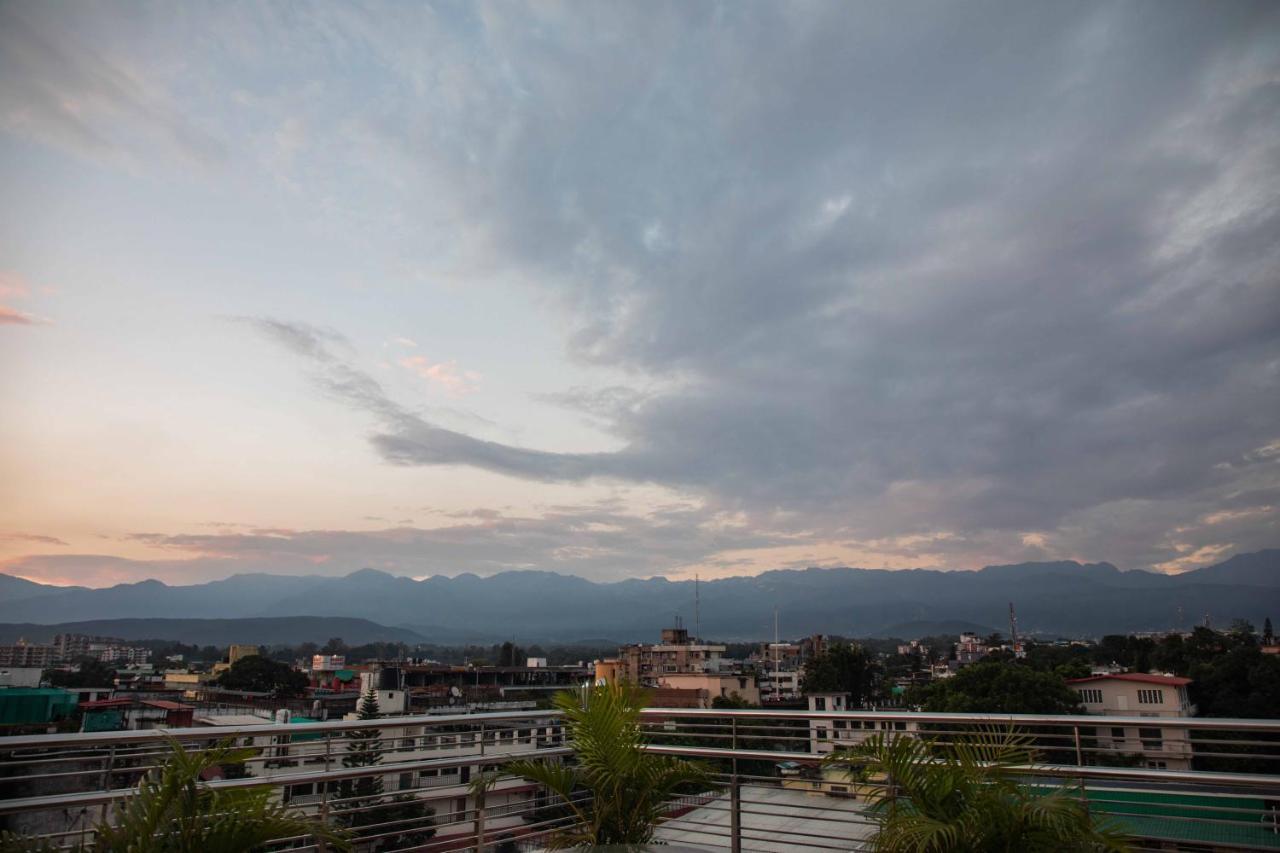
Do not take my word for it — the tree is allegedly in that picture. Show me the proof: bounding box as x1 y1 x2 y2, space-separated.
215 655 308 697
498 641 525 667
825 730 1129 852
801 642 880 706
321 637 348 655
907 661 1082 715
505 682 709 849
335 688 435 850
1264 617 1274 645
45 658 117 689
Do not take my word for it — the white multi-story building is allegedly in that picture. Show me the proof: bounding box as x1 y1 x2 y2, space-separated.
806 693 919 756
1067 673 1195 770
196 712 564 846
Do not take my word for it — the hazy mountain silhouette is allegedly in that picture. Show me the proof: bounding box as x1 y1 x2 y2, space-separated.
0 550 1274 642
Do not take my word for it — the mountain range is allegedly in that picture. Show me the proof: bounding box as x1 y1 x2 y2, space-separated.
1 549 1276 643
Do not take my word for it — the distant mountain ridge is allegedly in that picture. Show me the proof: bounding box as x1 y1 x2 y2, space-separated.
0 549 1275 642
0 617 426 647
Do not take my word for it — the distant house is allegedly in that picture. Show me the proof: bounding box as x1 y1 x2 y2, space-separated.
1067 673 1195 770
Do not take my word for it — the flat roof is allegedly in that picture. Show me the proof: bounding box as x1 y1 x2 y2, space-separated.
1068 673 1191 686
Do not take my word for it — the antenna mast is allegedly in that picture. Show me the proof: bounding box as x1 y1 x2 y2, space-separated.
1009 601 1022 658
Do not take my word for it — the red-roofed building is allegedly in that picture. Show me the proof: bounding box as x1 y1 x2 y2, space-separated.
1067 673 1195 770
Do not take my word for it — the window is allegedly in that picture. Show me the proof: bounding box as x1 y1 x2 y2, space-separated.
814 697 826 711
894 721 907 731
816 727 828 740
1138 689 1164 705
398 773 412 791
1139 727 1162 751
1078 688 1103 704
834 720 846 729
1111 727 1126 740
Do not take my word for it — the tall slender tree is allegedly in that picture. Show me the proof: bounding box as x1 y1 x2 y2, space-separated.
335 688 434 850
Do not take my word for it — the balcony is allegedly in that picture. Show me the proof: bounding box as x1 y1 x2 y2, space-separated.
1 708 1277 851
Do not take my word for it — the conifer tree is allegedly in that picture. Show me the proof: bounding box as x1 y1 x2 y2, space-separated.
335 687 435 850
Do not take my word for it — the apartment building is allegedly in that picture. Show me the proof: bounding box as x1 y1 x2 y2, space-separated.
1068 673 1195 770
0 643 58 668
608 626 727 685
806 693 919 756
195 711 564 847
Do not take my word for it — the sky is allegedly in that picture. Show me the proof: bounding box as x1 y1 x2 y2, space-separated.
1 1 1278 588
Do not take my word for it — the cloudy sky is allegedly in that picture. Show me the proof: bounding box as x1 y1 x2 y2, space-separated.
1 1 1277 587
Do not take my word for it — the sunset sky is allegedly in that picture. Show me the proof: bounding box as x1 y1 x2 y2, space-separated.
2 1 1277 587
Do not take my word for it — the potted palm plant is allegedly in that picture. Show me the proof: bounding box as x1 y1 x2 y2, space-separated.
824 729 1129 852
503 682 710 850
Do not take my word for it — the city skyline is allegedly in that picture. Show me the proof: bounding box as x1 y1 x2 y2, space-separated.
3 2 1278 587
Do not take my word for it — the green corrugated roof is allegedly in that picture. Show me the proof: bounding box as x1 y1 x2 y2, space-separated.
335 670 356 681
1089 788 1280 849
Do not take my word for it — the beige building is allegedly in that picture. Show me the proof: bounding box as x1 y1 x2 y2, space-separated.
609 627 727 686
1068 673 1195 770
655 672 760 708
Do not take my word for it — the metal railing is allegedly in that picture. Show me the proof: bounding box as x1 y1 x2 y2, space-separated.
1 708 1277 851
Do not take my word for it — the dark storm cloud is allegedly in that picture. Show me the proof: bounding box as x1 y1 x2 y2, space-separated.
248 1 1278 570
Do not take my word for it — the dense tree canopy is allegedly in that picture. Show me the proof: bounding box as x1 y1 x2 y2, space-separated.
216 654 308 697
45 658 118 689
906 661 1083 714
800 643 880 706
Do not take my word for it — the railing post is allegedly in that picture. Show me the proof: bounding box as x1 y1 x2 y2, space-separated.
98 744 116 826
729 772 741 853
474 776 486 853
1073 725 1083 766
731 716 739 776
320 732 332 817
479 721 486 757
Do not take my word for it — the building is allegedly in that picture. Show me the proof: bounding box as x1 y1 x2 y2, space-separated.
311 654 346 671
0 687 78 729
954 633 989 666
192 708 565 848
0 667 44 688
0 643 59 668
654 672 760 708
806 693 919 757
1067 673 1195 770
758 668 801 699
89 643 151 665
606 626 727 686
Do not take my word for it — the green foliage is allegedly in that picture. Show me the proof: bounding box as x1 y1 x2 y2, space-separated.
0 739 349 853
44 658 117 689
505 682 710 849
215 654 308 697
711 692 757 709
801 642 881 705
825 730 1129 852
906 661 1083 715
335 688 435 849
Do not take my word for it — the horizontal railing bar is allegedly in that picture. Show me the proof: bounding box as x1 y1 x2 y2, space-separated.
640 743 1280 788
0 746 572 815
0 708 564 749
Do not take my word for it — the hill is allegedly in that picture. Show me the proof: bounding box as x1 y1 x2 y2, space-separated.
0 617 427 647
0 549 1274 642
